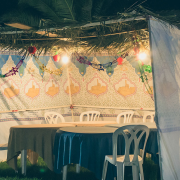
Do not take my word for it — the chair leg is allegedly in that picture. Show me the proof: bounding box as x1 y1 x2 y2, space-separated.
76 164 80 173
139 162 144 180
21 150 27 175
132 165 139 180
63 165 68 180
116 163 124 180
102 160 108 180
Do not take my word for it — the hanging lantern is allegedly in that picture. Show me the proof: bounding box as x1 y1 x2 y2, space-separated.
117 57 123 65
28 46 37 54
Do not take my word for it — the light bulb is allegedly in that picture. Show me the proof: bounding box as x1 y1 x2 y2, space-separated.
138 52 147 60
62 56 69 64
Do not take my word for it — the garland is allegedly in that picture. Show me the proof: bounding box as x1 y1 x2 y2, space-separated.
74 52 122 71
132 34 153 97
0 56 25 78
34 55 65 75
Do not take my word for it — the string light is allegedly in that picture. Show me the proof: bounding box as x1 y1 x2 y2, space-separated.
138 52 147 60
62 55 69 64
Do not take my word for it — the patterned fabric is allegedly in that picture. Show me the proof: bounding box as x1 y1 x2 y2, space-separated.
0 52 154 161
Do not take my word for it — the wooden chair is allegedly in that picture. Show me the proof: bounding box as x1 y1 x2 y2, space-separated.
80 111 100 122
102 125 149 180
116 111 135 123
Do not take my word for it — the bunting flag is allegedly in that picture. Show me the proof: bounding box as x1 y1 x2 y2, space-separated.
96 56 118 77
0 55 10 74
34 55 65 75
74 52 119 72
32 56 50 77
71 55 93 76
0 56 25 78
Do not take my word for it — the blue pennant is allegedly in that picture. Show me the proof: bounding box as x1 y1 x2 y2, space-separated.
72 56 93 76
18 56 29 78
32 56 50 78
96 56 118 77
0 55 9 74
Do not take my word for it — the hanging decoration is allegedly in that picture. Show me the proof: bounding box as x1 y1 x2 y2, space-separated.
28 46 37 54
53 52 60 62
74 52 119 71
70 104 74 109
117 57 123 65
132 34 153 98
143 65 152 73
0 56 25 78
34 55 65 75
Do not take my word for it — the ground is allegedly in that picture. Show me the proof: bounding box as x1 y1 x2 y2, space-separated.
0 157 160 180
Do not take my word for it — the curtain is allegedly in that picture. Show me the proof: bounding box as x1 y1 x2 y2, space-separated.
149 17 180 180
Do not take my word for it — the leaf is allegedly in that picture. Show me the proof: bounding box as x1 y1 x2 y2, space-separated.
73 0 93 22
18 0 75 23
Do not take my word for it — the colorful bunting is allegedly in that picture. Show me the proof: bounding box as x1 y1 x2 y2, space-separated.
0 56 25 78
75 52 117 72
34 55 65 75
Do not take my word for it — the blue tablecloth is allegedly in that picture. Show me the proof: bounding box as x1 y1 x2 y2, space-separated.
53 127 158 180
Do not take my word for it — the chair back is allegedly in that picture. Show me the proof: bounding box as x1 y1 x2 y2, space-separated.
116 111 135 123
80 111 100 122
143 112 155 122
44 112 65 124
111 125 149 165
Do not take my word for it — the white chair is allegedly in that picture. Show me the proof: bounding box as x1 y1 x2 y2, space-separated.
74 111 101 175
143 112 155 122
116 111 135 123
44 112 65 124
44 112 66 180
102 125 149 180
80 111 100 122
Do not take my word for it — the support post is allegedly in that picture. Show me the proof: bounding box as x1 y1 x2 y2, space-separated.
21 150 27 175
67 66 74 121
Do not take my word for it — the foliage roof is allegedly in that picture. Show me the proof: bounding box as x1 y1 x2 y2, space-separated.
0 0 180 55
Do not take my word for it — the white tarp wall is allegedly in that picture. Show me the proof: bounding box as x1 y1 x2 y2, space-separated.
149 17 180 179
0 47 154 161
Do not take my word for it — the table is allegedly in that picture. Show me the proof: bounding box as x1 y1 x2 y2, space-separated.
63 121 118 127
53 126 158 180
6 121 117 174
7 123 76 173
105 122 157 129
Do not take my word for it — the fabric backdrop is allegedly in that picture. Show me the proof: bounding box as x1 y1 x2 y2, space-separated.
0 51 154 161
149 17 180 180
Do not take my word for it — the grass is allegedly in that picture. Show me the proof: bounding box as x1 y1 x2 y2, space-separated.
0 157 160 180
